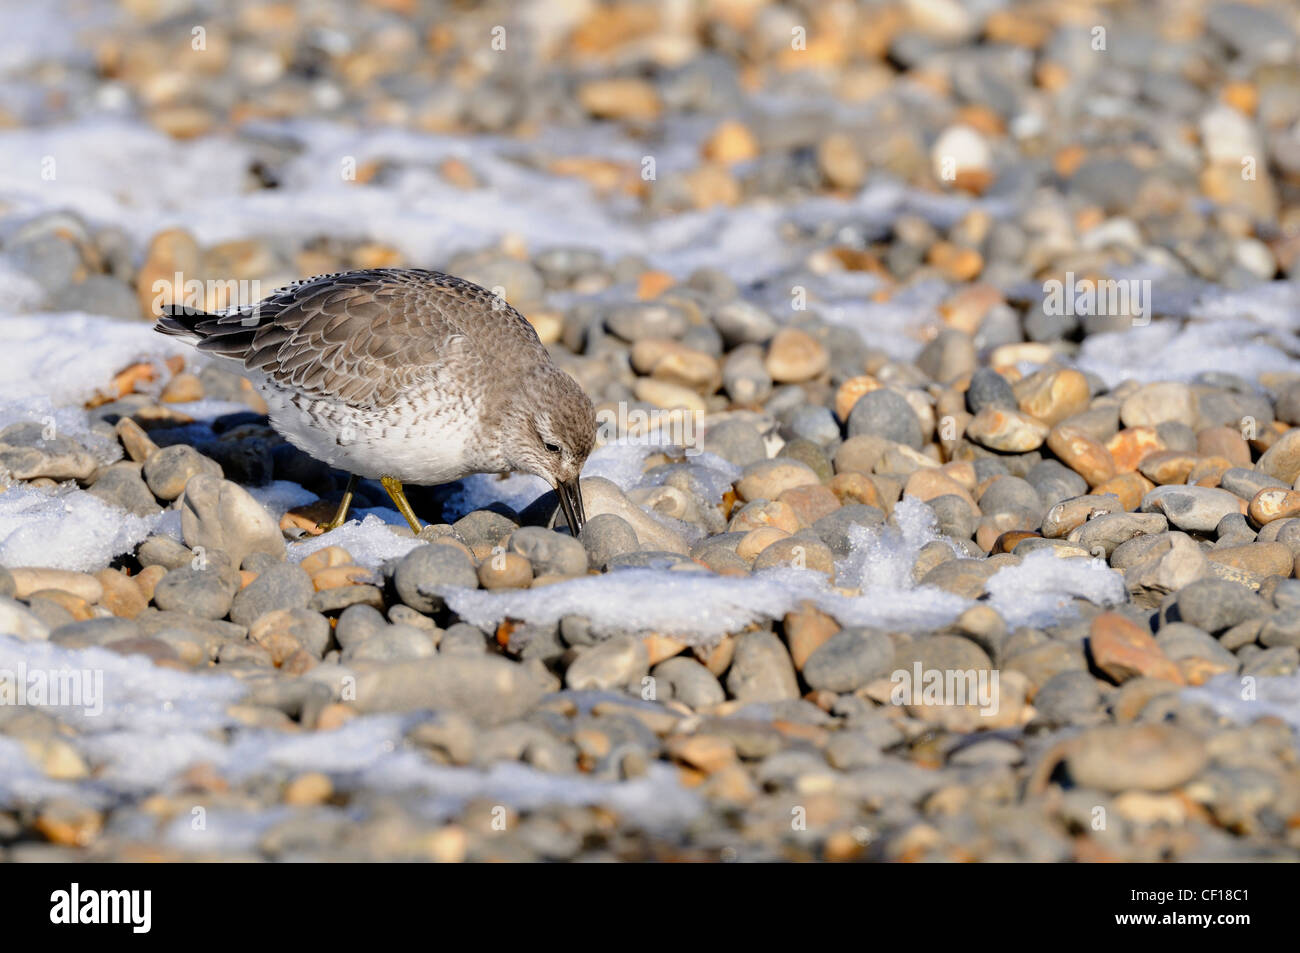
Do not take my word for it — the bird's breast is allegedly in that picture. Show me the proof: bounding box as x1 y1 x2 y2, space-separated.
261 380 484 485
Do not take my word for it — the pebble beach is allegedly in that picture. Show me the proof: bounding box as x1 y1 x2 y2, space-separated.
0 0 1299 862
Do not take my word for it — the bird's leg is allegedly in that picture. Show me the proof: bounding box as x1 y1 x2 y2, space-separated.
321 473 359 531
381 475 423 534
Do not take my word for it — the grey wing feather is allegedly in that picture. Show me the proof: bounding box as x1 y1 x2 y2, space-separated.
161 268 546 410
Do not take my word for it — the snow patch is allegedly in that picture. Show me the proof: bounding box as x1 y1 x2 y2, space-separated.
984 550 1127 627
1185 671 1300 735
0 483 162 571
0 635 700 850
0 312 187 405
446 498 1124 640
287 514 424 569
1077 283 1300 387
448 565 833 642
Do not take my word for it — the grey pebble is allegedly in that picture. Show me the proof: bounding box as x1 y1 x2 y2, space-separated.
343 623 435 662
651 656 725 709
393 543 478 614
143 444 222 501
229 563 313 627
725 631 799 702
137 535 197 571
451 510 516 550
1156 622 1239 668
508 526 588 576
152 565 241 620
1033 670 1104 726
180 474 285 567
702 418 768 467
1173 577 1270 633
48 617 140 649
578 513 640 570
440 622 492 656
711 299 777 347
565 635 649 691
352 656 544 724
812 504 886 555
846 389 923 449
722 345 773 405
605 301 688 341
309 585 384 614
801 627 894 693
966 367 1018 414
87 461 161 516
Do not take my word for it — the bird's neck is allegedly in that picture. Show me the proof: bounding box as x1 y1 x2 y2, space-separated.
468 393 532 474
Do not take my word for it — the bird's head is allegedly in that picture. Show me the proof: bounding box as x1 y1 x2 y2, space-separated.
506 366 596 532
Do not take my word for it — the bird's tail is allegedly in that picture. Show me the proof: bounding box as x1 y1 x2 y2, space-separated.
154 305 213 343
154 305 265 360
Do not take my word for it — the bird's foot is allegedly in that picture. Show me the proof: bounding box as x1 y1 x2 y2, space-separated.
380 474 423 535
319 474 359 532
319 514 349 533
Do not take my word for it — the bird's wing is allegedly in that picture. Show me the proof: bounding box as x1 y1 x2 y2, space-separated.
184 268 544 409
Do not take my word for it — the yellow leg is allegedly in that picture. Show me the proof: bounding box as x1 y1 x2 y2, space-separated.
381 475 422 534
321 474 358 531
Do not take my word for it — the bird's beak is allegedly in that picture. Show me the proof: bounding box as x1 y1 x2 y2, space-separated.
556 478 585 534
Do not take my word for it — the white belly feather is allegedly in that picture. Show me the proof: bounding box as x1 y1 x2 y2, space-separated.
256 377 481 485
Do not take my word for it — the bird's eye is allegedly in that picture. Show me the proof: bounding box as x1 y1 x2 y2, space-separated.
544 441 561 454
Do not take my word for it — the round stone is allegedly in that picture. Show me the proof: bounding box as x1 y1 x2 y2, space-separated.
651 656 725 709
508 527 588 577
846 389 924 449
966 407 1049 453
801 627 894 693
230 564 314 627
1066 723 1208 792
725 631 799 702
764 328 828 383
393 543 479 614
478 552 534 589
1015 368 1090 427
966 368 1018 414
151 565 241 620
579 513 640 570
916 329 975 383
143 444 222 501
180 475 286 568
565 635 649 691
735 458 820 502
702 418 767 467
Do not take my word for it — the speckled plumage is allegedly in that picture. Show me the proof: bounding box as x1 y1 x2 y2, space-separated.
156 267 595 529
